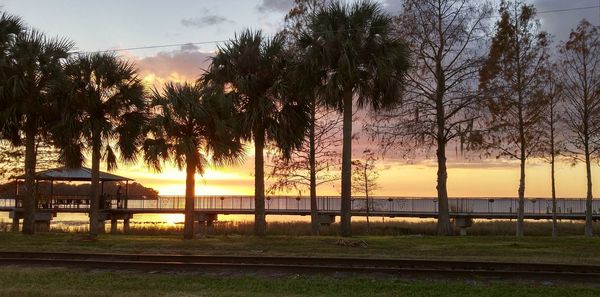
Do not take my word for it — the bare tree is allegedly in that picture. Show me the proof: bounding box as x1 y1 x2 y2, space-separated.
540 69 563 237
479 0 550 237
297 1 409 237
351 149 380 234
0 139 60 182
268 107 341 235
369 0 491 235
283 0 329 40
559 20 600 237
270 0 339 236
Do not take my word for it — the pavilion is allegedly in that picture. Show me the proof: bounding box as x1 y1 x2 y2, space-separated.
11 167 134 232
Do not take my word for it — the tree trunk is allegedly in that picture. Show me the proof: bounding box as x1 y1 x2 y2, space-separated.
364 165 370 235
435 94 451 235
183 160 196 239
584 147 593 237
436 144 451 235
550 115 557 238
254 126 266 236
516 95 526 237
340 90 353 237
514 11 525 237
551 155 557 238
433 28 452 235
517 151 525 237
309 101 319 236
89 128 101 236
21 121 37 235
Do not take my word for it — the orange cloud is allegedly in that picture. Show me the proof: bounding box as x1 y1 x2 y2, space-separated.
129 44 214 89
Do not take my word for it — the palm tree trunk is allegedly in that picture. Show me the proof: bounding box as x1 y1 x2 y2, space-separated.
309 101 319 236
584 145 593 237
89 128 101 236
340 90 353 237
183 160 196 239
22 120 37 235
254 126 266 236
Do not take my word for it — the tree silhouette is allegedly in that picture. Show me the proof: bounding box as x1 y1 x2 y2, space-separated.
539 69 563 237
268 107 341 235
279 0 339 236
59 53 147 236
558 19 600 237
298 0 409 237
479 0 550 236
143 82 243 239
202 30 309 236
369 0 491 235
0 26 73 234
351 149 380 234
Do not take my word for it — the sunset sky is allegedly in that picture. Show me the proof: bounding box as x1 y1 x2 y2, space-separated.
1 0 600 198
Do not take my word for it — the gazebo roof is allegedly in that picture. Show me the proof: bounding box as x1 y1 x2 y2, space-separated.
17 167 133 182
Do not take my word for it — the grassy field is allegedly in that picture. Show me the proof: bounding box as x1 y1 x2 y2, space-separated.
117 220 600 237
4 219 600 236
2 231 600 296
0 266 598 297
1 232 600 265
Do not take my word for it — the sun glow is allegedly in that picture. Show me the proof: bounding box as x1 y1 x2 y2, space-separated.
161 213 184 225
113 163 255 196
111 157 600 199
141 72 190 89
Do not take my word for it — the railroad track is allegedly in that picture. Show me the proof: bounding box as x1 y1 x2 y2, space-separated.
1 251 599 282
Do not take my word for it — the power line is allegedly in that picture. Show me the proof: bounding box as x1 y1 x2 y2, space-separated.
71 4 600 55
70 39 229 54
535 5 600 14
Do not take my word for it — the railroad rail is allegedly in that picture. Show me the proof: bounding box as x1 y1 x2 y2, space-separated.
1 251 599 282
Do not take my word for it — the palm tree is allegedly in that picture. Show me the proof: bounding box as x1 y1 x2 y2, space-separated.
0 28 73 234
297 1 409 236
202 30 310 236
59 52 146 237
143 82 244 239
0 12 23 54
0 12 26 157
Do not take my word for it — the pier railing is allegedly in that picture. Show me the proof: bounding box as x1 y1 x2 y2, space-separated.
1 195 600 215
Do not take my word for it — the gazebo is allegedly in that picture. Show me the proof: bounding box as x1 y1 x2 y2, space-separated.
14 167 133 209
11 167 134 232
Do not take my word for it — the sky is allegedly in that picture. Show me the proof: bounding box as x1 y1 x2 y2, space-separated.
1 0 600 198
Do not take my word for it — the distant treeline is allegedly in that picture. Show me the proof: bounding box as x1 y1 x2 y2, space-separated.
0 181 158 199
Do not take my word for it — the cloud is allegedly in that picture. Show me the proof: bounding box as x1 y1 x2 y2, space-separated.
382 0 402 15
256 0 294 13
532 0 599 43
180 8 233 28
131 45 214 88
181 15 233 28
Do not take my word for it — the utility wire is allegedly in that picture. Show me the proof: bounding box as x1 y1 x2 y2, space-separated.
71 4 600 55
71 39 230 54
534 5 600 14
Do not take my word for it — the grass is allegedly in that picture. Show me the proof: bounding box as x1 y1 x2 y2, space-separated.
0 266 599 297
4 219 600 236
0 232 600 265
2 222 600 296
